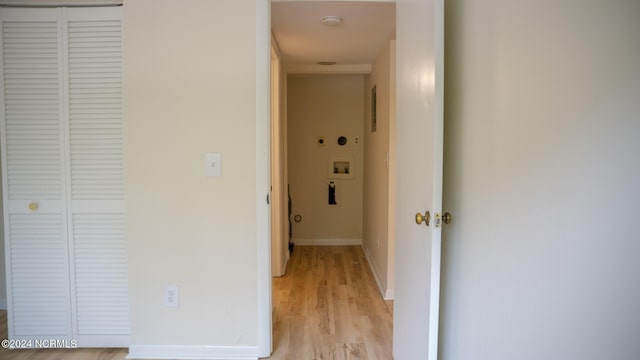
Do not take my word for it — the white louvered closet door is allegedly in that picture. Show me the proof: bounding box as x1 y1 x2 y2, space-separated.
0 8 73 341
66 7 127 347
0 6 127 347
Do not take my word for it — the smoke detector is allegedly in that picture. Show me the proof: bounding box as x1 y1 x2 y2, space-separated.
321 16 343 27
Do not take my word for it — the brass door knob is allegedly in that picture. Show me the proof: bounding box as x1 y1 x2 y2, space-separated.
415 211 430 226
443 212 452 225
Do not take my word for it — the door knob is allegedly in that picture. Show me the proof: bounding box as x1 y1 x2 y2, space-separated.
443 212 452 225
415 211 430 226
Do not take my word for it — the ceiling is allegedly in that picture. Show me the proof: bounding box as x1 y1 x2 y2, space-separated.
271 1 396 65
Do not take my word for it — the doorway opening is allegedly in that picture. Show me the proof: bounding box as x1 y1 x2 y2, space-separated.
269 1 396 358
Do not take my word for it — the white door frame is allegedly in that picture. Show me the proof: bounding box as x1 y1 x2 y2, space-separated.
256 0 272 357
256 0 398 357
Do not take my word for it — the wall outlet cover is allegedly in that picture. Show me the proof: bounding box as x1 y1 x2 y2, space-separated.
164 285 179 308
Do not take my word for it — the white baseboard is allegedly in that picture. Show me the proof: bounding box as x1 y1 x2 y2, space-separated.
384 288 394 299
293 238 362 246
361 244 394 300
127 345 257 360
77 334 129 348
0 298 6 310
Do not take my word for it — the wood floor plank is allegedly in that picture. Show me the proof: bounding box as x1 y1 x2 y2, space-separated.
336 342 369 360
270 245 393 360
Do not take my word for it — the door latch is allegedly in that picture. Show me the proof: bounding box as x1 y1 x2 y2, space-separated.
433 212 442 228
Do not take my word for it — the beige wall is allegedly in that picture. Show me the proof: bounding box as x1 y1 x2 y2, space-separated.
363 39 395 298
123 0 258 348
441 0 640 359
287 75 364 244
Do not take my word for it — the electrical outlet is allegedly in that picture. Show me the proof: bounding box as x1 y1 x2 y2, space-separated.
164 285 179 308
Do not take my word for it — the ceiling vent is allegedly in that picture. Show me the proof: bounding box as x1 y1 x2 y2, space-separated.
320 15 343 27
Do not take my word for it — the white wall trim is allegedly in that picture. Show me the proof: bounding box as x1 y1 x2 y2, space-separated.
361 244 394 300
272 0 394 2
0 0 122 6
285 64 371 75
256 0 272 357
293 238 362 246
0 298 6 310
385 288 394 299
270 33 282 57
77 334 129 348
127 345 257 360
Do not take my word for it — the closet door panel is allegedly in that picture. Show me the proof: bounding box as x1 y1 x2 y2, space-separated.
9 213 68 336
66 7 128 345
0 8 72 339
2 11 63 201
72 213 127 336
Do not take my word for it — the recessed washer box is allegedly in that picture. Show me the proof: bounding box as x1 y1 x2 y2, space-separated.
329 157 354 179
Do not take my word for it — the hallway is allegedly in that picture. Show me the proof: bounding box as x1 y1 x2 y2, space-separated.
269 246 393 360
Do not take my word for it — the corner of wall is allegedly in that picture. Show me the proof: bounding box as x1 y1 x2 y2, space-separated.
361 243 393 300
387 38 397 296
363 37 394 299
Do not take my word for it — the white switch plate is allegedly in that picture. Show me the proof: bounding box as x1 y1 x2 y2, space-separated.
205 153 221 177
164 285 179 308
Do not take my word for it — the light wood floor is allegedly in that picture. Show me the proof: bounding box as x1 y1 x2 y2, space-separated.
268 245 393 360
0 246 392 360
0 310 127 360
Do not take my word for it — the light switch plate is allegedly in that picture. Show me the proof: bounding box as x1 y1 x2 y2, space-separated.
205 153 221 177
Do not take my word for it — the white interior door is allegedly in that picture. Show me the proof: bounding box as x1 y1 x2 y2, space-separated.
393 0 444 359
439 1 640 359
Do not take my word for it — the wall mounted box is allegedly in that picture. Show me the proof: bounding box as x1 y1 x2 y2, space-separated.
329 157 355 179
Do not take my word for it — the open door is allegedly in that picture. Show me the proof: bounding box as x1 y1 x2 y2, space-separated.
393 0 444 359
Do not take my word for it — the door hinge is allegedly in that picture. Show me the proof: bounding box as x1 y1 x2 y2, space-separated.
266 194 270 205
